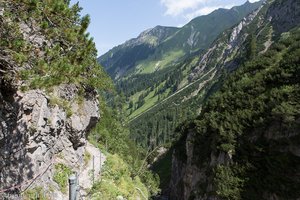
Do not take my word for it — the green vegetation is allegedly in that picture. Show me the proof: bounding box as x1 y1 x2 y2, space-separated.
89 95 160 198
23 187 49 200
49 96 73 117
185 28 300 199
129 68 216 148
138 50 184 74
3 0 298 199
93 2 300 198
214 165 245 200
1 0 112 91
111 0 288 158
84 150 91 166
97 2 264 155
104 1 272 155
90 154 150 200
150 148 173 189
53 163 72 193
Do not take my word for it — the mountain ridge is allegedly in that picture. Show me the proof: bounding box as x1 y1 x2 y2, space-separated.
98 0 264 79
128 1 267 148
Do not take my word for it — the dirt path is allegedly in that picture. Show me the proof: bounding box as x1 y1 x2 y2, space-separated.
128 67 216 123
78 142 106 198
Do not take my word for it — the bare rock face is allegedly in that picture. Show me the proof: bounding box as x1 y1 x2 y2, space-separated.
0 84 100 199
169 131 208 200
54 84 100 149
188 4 263 83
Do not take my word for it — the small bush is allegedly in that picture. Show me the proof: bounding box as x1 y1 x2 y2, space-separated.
23 187 49 200
53 163 72 193
84 150 91 166
90 154 150 200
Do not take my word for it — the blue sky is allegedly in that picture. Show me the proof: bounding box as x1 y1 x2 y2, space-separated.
70 0 259 56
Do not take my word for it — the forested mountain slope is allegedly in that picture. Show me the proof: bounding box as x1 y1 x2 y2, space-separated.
128 0 275 149
98 1 265 151
166 0 300 199
137 0 300 195
170 26 300 200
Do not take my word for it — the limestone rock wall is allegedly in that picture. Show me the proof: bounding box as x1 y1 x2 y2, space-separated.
0 84 100 199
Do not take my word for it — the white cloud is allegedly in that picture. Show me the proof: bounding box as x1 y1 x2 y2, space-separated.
160 0 208 16
160 0 256 22
184 6 218 20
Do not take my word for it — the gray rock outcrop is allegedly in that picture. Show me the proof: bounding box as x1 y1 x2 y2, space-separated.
0 84 100 199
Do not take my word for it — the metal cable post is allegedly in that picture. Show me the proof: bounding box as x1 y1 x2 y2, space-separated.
99 152 101 177
69 174 77 200
92 156 95 185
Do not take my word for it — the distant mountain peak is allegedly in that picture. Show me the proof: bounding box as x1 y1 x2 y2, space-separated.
138 26 179 41
98 0 263 79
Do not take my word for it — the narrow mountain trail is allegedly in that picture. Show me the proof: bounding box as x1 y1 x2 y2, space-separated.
162 68 216 103
78 142 106 198
128 67 216 123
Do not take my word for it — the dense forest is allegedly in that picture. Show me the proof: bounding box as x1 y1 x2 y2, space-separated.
172 27 300 199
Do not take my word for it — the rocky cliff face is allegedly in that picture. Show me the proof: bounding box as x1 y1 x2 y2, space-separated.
0 1 104 199
169 131 204 200
0 83 100 199
188 1 264 83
